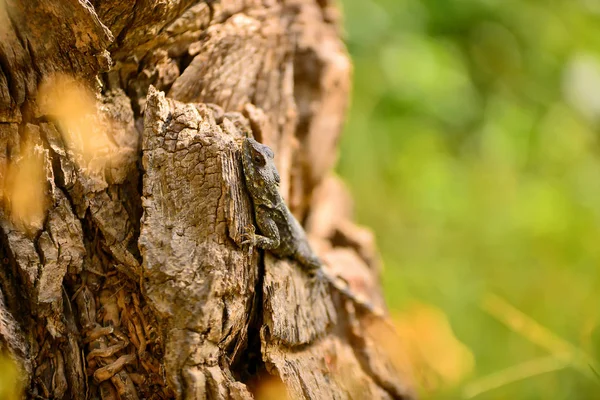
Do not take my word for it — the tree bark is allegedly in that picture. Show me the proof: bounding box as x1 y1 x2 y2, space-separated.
0 0 414 399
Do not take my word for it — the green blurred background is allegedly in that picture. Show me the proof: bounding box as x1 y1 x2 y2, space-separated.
336 0 600 398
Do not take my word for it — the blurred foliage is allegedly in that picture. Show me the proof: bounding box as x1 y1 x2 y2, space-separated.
337 0 600 398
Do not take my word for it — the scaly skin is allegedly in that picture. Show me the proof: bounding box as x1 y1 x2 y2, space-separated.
240 137 387 318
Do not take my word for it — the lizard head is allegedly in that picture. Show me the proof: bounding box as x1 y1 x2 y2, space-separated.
241 137 281 205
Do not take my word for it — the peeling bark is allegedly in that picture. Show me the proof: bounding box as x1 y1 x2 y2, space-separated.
0 0 414 399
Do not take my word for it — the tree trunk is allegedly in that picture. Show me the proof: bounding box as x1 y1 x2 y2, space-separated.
0 0 414 399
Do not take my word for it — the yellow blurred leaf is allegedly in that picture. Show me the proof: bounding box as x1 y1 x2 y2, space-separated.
0 355 23 400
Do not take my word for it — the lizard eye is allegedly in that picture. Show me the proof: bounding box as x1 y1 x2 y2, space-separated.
253 153 266 166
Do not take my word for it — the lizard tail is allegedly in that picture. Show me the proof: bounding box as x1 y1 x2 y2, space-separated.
324 273 401 334
318 270 388 320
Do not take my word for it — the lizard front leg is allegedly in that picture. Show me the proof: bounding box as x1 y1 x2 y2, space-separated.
242 209 280 250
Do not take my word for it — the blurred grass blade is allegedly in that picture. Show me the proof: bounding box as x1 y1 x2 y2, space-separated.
463 355 569 398
481 292 599 378
590 364 600 382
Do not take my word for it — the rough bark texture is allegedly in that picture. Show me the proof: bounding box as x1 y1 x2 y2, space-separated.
0 0 414 399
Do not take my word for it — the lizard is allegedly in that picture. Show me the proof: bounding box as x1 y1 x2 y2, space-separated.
239 136 389 321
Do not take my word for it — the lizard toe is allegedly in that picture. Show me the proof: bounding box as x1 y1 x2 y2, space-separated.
240 239 254 246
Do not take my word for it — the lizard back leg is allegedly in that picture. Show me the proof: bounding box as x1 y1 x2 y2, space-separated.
294 251 322 275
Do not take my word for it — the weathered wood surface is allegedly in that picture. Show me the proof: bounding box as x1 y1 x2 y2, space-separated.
0 0 414 398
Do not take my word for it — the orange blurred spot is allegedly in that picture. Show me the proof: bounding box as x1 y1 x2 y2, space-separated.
37 74 119 175
2 136 48 233
254 376 290 400
0 1 6 36
390 302 474 393
364 317 415 383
